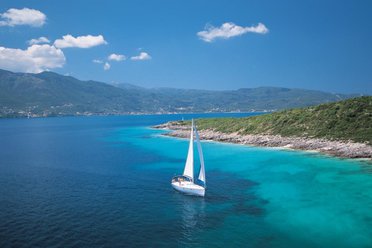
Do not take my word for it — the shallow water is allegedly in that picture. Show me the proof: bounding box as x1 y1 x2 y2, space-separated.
0 114 371 247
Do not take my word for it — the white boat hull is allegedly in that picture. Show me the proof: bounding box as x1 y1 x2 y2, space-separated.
171 181 205 197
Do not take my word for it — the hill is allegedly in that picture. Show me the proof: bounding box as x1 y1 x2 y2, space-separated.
0 69 359 117
190 96 372 144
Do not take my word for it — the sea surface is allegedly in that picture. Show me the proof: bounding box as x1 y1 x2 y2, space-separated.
0 114 371 248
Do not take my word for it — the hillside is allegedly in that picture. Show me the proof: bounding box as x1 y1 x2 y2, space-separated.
0 69 359 117
0 70 148 117
187 96 372 144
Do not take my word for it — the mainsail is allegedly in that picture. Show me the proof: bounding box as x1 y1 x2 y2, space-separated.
195 125 206 186
183 119 194 181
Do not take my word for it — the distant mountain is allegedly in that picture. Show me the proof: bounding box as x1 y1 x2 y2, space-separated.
0 69 144 117
0 69 360 117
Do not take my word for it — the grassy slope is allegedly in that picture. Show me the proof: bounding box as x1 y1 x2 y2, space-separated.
191 96 372 144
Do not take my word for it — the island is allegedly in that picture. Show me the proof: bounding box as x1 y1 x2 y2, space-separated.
154 96 372 159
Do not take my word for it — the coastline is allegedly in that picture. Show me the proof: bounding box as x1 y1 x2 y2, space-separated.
153 122 372 160
0 111 264 119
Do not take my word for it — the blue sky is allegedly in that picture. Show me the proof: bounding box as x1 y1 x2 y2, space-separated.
0 0 371 94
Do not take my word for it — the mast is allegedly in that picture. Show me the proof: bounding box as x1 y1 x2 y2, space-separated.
183 119 194 181
195 123 206 187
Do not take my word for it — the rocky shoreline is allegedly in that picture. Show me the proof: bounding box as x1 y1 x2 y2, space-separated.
153 122 372 160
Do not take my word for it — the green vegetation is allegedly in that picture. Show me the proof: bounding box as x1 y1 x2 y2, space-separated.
0 69 358 117
190 96 372 144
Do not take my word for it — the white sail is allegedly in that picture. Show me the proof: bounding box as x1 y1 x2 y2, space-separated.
195 125 206 186
183 119 194 181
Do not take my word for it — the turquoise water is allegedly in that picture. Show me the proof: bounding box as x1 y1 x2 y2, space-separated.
0 114 371 247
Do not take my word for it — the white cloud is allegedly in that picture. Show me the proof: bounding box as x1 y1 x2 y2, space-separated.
103 62 110 70
108 53 126 61
197 22 268 42
0 8 46 27
28 36 50 45
54 34 107 49
93 59 103 64
131 52 151 61
0 44 65 73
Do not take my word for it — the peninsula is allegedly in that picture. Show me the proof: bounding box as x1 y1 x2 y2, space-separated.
154 96 372 159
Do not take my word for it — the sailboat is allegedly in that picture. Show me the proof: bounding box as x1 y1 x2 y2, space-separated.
171 119 206 197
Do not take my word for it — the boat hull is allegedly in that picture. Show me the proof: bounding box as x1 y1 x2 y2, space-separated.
171 181 205 197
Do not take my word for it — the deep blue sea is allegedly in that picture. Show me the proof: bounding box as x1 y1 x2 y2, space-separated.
0 113 371 248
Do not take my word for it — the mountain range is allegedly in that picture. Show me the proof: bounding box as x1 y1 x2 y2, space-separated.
0 69 360 117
